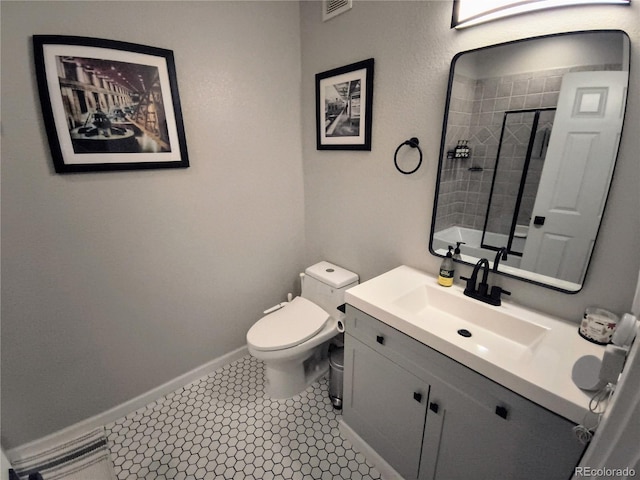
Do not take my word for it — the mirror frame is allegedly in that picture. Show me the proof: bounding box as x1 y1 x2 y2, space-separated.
430 30 631 293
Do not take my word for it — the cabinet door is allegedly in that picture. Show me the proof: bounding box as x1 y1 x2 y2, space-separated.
420 375 584 480
343 334 428 480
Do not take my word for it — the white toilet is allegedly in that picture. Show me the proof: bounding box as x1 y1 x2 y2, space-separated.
246 261 358 399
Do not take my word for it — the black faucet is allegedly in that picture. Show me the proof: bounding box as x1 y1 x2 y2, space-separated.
468 258 490 296
461 257 510 306
493 247 508 272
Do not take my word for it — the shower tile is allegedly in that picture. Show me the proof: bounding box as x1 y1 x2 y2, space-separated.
541 92 560 108
106 355 382 480
480 98 496 114
509 96 526 110
494 97 511 113
480 78 499 99
476 112 494 127
524 93 542 109
527 77 545 95
496 81 513 98
511 79 529 97
543 75 563 93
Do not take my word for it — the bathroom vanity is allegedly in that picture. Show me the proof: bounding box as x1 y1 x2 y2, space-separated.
342 266 605 480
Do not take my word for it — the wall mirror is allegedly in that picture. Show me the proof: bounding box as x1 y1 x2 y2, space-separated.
430 30 630 292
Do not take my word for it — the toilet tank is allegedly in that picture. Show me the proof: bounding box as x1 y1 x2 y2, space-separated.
301 261 359 318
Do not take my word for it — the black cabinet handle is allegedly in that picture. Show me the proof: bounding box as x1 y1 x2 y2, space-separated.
495 405 509 419
533 216 546 226
413 392 422 403
376 335 385 345
429 402 439 414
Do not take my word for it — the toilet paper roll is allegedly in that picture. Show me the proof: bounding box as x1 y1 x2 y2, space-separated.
337 320 345 333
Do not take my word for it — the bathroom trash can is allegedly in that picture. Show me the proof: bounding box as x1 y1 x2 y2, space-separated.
329 346 344 409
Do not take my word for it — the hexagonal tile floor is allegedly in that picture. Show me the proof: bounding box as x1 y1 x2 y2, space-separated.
106 354 382 479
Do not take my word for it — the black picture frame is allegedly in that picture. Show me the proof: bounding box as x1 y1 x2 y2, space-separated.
33 35 189 173
315 58 374 151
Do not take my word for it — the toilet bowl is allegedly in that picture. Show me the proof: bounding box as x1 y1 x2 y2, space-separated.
247 297 339 398
246 261 358 399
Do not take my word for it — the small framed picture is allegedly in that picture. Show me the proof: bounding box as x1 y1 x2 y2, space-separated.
315 58 374 150
33 35 189 173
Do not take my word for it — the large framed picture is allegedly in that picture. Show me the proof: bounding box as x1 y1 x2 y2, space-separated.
33 35 189 173
315 58 374 150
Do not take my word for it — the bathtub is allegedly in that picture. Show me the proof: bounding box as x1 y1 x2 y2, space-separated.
432 226 523 269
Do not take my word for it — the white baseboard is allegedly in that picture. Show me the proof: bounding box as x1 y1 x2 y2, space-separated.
7 346 249 462
339 420 403 480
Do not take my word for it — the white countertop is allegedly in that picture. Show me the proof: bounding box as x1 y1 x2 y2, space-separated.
344 265 606 424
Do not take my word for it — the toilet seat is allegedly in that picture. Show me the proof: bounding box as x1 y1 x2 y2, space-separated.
247 297 330 351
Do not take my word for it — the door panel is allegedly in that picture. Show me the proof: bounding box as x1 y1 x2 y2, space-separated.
343 335 428 479
521 71 627 283
421 376 584 480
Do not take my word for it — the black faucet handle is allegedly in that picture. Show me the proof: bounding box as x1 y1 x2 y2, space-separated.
460 276 476 293
489 285 510 305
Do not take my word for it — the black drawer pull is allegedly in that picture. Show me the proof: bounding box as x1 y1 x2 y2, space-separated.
376 335 385 345
429 402 439 414
495 405 509 419
413 392 422 403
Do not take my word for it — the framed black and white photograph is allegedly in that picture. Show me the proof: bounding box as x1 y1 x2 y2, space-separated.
33 35 189 173
315 58 374 150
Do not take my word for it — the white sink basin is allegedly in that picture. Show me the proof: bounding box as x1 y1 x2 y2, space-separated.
392 283 549 349
344 265 606 425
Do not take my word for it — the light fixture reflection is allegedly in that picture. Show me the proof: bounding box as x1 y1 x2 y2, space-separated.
452 0 631 29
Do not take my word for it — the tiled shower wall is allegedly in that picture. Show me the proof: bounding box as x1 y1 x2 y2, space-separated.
436 74 475 232
435 63 621 236
484 109 555 237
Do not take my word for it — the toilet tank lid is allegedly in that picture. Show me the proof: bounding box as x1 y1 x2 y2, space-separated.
305 261 359 289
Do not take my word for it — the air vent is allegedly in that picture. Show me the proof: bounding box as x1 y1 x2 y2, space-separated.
322 0 352 21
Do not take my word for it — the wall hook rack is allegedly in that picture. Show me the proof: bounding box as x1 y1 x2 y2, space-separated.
394 137 423 175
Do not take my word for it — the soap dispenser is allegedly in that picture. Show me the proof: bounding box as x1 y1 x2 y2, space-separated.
438 246 455 287
453 242 465 261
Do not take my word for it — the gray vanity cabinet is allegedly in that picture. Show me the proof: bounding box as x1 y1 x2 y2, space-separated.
343 305 586 480
343 336 429 479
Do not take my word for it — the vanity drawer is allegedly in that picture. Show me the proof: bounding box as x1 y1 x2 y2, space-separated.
345 304 455 380
345 305 406 355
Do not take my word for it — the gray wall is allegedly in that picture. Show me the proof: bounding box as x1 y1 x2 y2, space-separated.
2 0 640 451
301 1 640 315
1 1 305 448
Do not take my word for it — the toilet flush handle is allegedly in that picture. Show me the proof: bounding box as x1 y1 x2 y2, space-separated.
263 292 293 315
263 302 289 315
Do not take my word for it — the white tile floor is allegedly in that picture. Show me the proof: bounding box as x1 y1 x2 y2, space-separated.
106 354 382 480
